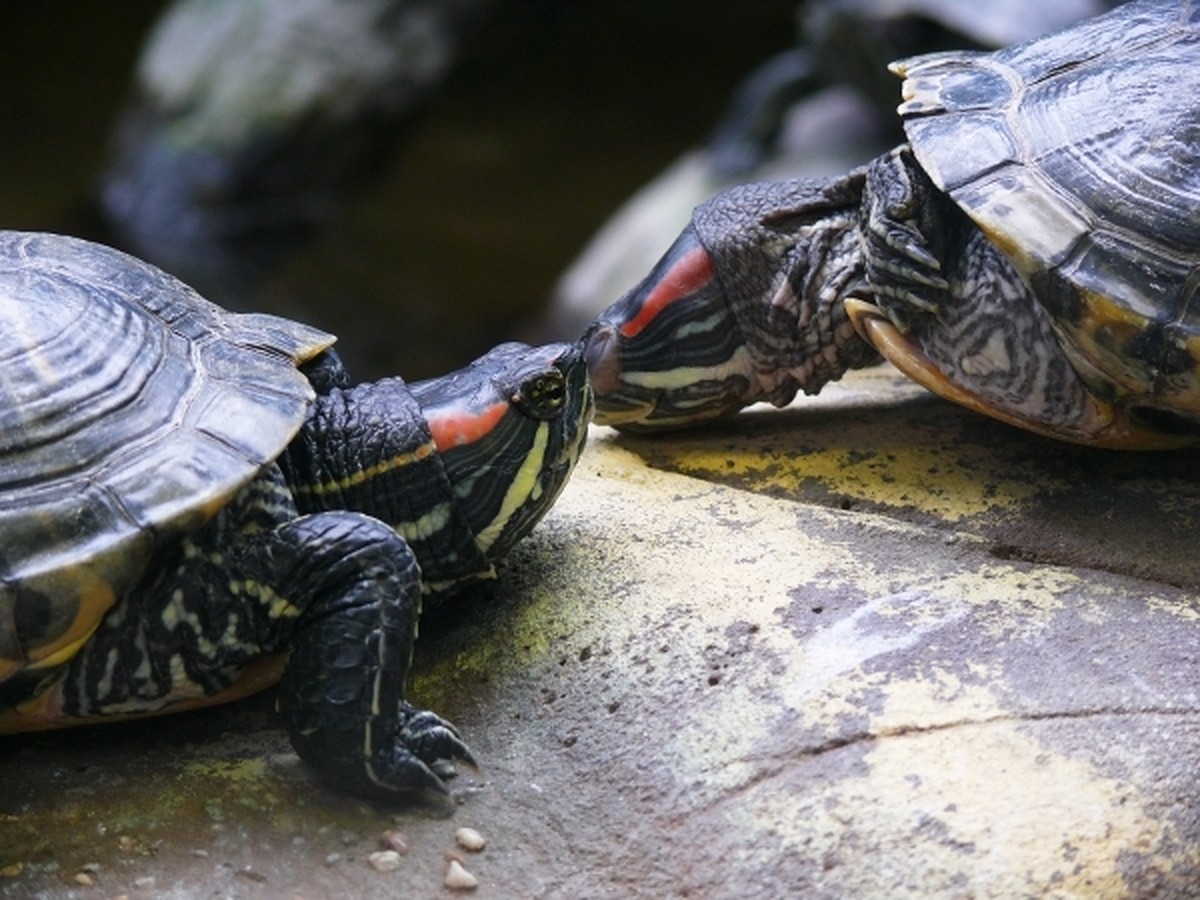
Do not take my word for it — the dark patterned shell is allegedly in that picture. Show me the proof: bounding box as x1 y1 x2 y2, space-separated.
896 0 1200 413
0 231 333 678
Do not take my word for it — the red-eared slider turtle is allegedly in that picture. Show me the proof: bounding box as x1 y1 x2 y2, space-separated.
0 230 591 799
583 0 1200 447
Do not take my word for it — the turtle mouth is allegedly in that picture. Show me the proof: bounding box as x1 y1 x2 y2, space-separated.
582 317 760 431
582 321 621 398
550 339 594 462
582 321 659 426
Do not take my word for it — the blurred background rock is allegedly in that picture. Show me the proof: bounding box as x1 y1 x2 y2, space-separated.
1 0 795 379
1 1 1117 381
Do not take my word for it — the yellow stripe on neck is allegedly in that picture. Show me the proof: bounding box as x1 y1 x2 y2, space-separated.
475 422 549 554
291 440 436 497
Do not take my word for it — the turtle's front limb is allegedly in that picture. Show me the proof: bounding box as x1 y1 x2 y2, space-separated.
258 511 477 801
860 146 952 328
854 148 1113 444
57 488 474 800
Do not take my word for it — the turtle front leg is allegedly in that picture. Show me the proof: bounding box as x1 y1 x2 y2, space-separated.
861 146 951 329
57 495 474 800
855 148 1112 444
250 511 477 800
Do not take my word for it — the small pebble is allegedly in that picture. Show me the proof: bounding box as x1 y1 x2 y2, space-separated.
74 872 94 886
379 829 410 854
323 852 342 867
444 859 478 890
235 866 267 884
133 875 156 889
81 863 102 874
454 827 486 852
368 850 403 873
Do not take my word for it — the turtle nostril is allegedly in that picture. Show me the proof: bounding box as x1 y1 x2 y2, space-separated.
583 322 622 397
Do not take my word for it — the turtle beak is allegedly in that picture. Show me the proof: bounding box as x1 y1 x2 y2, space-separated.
582 225 759 431
581 319 656 425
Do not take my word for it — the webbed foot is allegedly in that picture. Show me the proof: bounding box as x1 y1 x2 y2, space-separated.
289 701 479 802
250 511 477 802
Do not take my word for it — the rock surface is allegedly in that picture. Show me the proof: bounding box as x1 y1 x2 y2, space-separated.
2 367 1197 897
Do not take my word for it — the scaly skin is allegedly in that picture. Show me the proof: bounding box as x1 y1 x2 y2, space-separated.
7 341 591 802
584 0 1200 447
583 150 1123 444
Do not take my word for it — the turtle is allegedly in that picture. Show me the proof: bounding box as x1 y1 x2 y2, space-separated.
0 230 592 800
552 0 1124 341
582 0 1200 448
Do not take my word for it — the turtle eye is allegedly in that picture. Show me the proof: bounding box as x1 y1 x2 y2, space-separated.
515 370 566 419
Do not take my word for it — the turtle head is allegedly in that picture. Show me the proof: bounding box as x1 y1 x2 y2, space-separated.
410 341 592 563
582 225 761 431
584 176 877 432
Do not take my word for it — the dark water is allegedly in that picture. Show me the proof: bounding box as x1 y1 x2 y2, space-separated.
1 1 798 380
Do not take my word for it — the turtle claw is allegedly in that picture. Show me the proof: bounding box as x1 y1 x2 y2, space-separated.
867 213 942 274
397 705 480 775
864 148 952 327
284 702 479 801
354 705 479 801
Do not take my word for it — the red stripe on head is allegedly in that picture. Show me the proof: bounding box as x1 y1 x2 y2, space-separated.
619 245 715 338
427 400 510 452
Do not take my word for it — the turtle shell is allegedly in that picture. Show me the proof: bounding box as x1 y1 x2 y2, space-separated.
895 0 1200 422
0 231 334 685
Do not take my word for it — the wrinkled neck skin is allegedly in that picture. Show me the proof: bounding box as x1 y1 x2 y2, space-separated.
281 341 591 595
281 377 497 594
585 172 880 430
